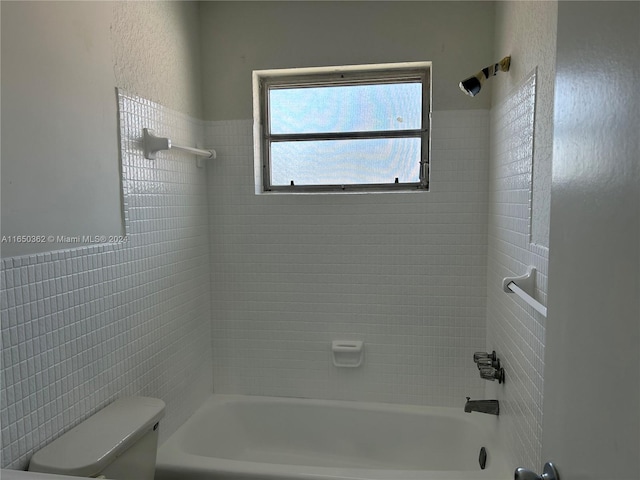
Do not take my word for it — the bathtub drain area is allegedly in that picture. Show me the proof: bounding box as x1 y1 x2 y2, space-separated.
479 447 487 470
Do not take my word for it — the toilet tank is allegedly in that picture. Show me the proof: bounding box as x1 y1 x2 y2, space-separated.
29 397 165 480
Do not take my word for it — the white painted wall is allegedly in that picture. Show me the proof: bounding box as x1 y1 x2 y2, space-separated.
1 2 121 257
543 2 639 478
111 1 203 118
200 1 496 120
1 1 203 257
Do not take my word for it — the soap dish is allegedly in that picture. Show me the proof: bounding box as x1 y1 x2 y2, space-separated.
332 340 364 368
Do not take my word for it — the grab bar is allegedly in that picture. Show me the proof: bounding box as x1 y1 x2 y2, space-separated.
503 266 547 317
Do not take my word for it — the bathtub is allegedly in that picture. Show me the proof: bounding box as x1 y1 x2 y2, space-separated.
155 395 511 480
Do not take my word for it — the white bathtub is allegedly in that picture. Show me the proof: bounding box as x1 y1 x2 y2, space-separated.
155 395 511 480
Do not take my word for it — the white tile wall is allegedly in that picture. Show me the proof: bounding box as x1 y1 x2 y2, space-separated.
1 99 517 469
205 110 490 407
0 92 212 469
486 71 548 470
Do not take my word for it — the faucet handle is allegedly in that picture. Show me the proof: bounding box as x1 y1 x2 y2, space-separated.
476 357 493 367
473 351 497 363
473 352 490 362
479 367 497 380
476 356 502 370
479 366 506 383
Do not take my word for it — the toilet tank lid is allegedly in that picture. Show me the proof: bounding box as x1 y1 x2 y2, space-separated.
28 397 165 477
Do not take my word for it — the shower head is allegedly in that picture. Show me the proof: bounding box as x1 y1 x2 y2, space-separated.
459 56 511 97
459 73 484 97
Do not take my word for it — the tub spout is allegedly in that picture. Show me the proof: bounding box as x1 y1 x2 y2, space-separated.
464 397 499 415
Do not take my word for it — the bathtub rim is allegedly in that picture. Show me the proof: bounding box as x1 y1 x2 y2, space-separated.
156 394 512 480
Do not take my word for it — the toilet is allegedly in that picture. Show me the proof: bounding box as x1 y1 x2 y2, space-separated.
29 397 165 480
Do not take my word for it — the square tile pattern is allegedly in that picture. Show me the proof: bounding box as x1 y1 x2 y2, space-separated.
486 71 548 471
205 111 490 406
0 90 545 472
0 92 213 469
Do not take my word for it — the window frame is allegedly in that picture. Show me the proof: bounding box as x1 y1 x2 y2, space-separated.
254 63 431 193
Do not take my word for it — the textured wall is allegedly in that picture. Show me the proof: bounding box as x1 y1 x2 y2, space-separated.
112 1 203 119
544 2 639 476
1 1 122 257
1 1 203 257
206 111 489 407
199 1 496 120
0 93 213 470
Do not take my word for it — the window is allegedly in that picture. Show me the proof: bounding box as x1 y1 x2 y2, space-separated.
253 63 431 193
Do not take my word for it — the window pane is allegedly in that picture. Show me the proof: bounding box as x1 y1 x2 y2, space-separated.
269 83 422 135
270 138 421 186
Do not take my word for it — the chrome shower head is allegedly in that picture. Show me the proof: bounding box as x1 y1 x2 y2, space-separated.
459 56 511 97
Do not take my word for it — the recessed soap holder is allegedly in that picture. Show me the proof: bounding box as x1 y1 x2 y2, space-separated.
332 340 364 368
